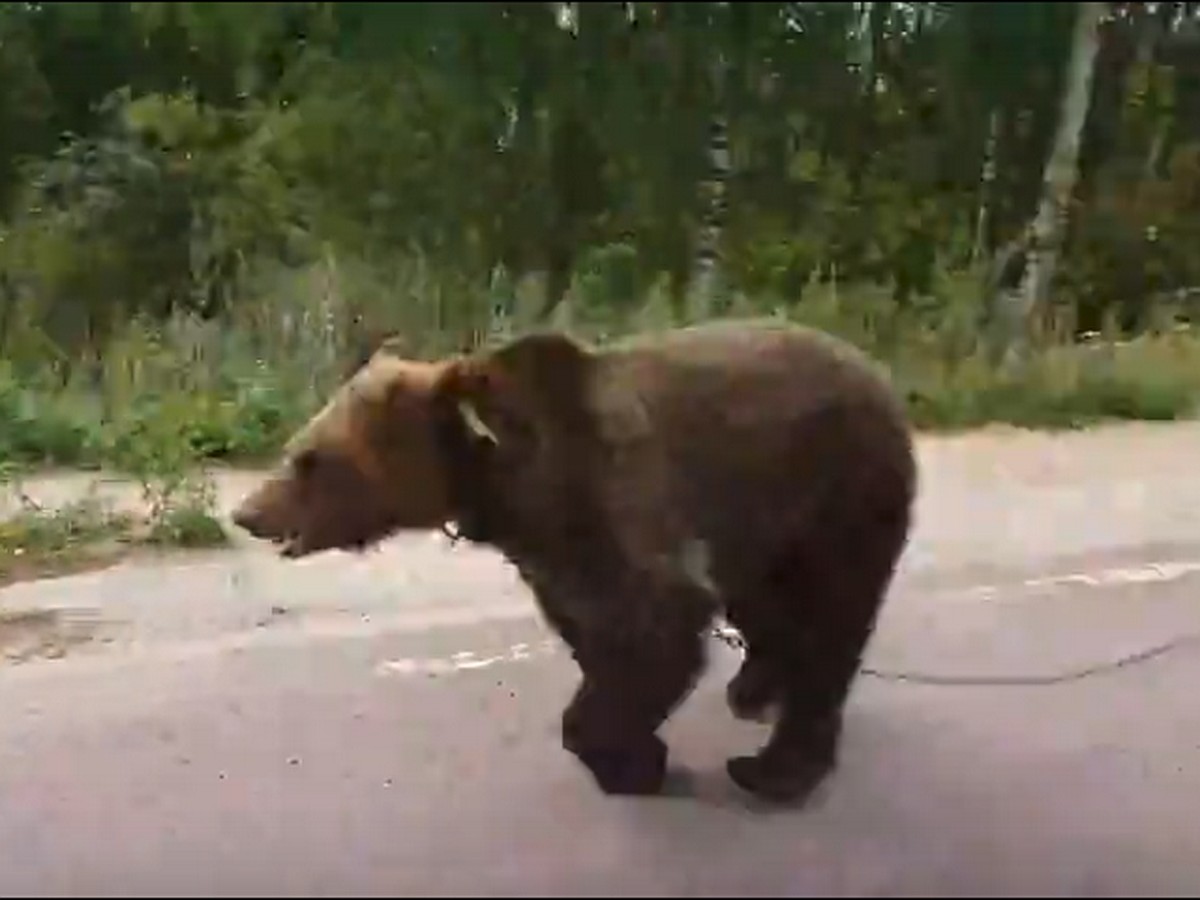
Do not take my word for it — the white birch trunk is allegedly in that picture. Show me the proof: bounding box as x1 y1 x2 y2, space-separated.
1004 1 1106 364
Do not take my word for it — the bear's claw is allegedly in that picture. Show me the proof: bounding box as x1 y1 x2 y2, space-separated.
572 736 668 796
725 752 833 805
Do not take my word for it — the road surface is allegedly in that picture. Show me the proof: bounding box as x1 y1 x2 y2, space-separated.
3 422 1200 896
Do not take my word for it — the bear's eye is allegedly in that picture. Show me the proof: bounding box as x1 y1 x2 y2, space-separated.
293 449 323 479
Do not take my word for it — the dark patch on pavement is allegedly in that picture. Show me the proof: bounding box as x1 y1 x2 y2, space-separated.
0 543 131 590
0 607 111 664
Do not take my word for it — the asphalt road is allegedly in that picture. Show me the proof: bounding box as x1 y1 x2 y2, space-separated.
4 423 1200 896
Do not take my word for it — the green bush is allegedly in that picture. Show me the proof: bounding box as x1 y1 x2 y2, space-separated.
3 260 1200 483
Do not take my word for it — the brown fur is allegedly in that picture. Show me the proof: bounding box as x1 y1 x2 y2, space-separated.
232 318 918 804
232 353 457 557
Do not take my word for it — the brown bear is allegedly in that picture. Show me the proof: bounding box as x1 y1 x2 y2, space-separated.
231 318 918 804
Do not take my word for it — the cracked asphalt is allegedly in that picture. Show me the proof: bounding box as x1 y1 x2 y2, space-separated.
3 421 1200 896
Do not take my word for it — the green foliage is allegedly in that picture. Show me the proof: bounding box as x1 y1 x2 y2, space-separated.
902 343 1200 430
1 88 304 348
6 264 1200 484
0 490 138 588
0 494 133 558
3 0 1200 494
1060 141 1200 334
0 400 231 584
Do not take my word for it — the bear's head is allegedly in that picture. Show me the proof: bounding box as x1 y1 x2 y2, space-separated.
231 331 599 559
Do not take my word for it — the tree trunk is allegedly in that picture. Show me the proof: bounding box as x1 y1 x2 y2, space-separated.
690 55 731 319
972 107 1002 264
1001 1 1107 365
691 109 730 317
1138 1 1176 181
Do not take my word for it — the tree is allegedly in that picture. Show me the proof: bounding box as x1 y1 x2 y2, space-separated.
1002 1 1108 361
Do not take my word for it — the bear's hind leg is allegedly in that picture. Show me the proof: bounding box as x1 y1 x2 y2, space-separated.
725 525 904 805
724 616 867 804
722 604 784 724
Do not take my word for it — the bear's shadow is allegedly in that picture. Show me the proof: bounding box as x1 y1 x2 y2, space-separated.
652 763 837 816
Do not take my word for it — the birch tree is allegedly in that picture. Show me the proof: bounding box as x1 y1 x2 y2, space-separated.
1002 1 1108 363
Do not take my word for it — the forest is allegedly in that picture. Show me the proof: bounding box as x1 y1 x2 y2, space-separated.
3 1 1200 476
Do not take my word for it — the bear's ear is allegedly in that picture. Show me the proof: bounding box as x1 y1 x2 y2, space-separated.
344 330 413 380
437 331 594 451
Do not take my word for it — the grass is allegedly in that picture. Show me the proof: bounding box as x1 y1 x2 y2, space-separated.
6 259 1200 459
2 252 1200 586
0 494 136 587
0 463 229 588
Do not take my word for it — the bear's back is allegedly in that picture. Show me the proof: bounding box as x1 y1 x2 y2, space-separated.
596 317 910 452
592 318 916 559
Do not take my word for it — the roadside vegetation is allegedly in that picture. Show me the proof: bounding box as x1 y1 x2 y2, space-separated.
3 2 1200 581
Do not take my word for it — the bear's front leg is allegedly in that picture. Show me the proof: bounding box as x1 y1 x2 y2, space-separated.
560 626 706 797
560 676 669 796
526 588 660 792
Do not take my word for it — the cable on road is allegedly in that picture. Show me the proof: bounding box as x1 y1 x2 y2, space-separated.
709 624 1200 688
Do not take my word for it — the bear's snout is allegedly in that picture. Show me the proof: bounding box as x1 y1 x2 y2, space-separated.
231 482 292 541
231 501 265 537
232 493 308 556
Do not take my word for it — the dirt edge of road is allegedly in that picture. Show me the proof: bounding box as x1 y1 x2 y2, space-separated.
3 417 1200 591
